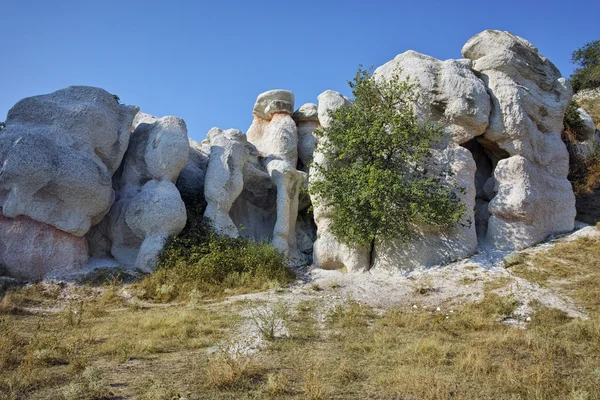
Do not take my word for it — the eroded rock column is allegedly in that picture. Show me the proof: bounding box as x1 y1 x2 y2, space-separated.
203 128 250 237
309 90 371 272
247 90 306 260
462 30 576 250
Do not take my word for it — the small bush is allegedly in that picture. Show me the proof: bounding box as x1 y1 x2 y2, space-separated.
568 148 600 196
247 302 289 341
562 100 600 196
136 201 295 301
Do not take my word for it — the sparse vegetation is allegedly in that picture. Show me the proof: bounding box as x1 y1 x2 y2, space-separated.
562 99 600 197
2 232 600 399
135 202 295 302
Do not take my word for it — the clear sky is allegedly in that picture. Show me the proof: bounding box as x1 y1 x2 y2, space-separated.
1 0 599 142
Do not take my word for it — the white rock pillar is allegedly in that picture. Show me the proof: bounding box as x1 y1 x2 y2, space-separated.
247 90 305 259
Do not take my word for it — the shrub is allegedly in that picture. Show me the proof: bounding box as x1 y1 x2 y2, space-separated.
310 67 465 248
570 40 600 93
136 201 295 302
563 100 587 141
562 100 600 196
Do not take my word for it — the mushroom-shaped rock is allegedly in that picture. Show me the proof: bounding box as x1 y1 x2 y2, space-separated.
252 89 295 120
246 90 307 260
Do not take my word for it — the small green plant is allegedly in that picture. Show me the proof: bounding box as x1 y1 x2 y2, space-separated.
411 276 436 296
247 301 289 341
111 94 121 104
563 100 586 140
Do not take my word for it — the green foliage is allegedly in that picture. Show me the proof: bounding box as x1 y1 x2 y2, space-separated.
136 201 295 302
571 40 600 92
309 67 465 248
562 100 600 196
111 94 121 104
563 100 586 140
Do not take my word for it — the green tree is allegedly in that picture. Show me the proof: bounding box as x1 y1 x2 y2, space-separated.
310 67 465 248
571 40 600 92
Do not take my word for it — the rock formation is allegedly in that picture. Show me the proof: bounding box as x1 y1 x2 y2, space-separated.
0 30 585 280
0 87 138 278
462 30 575 250
87 112 189 272
309 90 370 272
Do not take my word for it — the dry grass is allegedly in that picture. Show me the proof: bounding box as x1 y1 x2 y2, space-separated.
2 235 600 399
578 96 600 127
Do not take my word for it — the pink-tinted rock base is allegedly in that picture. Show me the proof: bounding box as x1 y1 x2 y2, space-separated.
0 210 88 280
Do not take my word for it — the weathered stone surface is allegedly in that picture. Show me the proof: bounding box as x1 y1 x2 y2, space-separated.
576 107 598 158
0 210 88 280
294 103 319 171
176 139 210 202
204 128 250 237
310 90 370 272
87 113 188 271
487 155 575 249
374 51 490 145
463 30 576 250
0 86 138 236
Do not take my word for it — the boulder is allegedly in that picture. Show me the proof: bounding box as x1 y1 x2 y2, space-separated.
0 86 138 278
0 86 138 236
0 211 88 280
462 30 576 250
87 112 189 271
203 128 250 237
575 107 598 158
374 51 490 145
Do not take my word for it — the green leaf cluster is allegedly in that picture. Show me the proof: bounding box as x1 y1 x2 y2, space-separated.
571 40 600 92
310 67 465 248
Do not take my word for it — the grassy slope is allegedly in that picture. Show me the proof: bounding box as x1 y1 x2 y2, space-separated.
578 96 600 127
2 231 600 400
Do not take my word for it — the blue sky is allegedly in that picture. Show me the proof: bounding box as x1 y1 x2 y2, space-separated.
1 0 599 142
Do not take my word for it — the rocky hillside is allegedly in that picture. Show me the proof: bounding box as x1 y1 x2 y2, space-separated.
0 29 597 281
